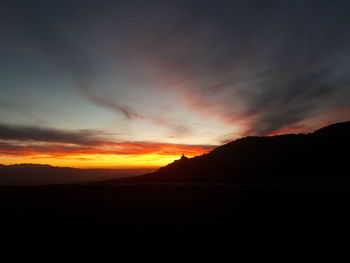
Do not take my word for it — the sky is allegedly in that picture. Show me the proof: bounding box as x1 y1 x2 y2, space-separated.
1 0 350 168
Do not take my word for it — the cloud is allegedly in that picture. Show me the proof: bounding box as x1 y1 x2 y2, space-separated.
0 123 103 146
137 0 350 136
0 123 212 157
78 87 192 136
240 69 339 135
2 0 350 141
0 141 213 158
77 87 144 120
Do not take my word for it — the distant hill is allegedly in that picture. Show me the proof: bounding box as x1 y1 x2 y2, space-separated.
0 164 155 185
107 121 350 184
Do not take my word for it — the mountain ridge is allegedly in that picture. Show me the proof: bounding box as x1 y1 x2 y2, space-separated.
0 164 155 185
104 120 350 184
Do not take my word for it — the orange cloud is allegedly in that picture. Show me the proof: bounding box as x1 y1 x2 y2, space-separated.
0 141 212 156
0 123 215 168
0 140 214 168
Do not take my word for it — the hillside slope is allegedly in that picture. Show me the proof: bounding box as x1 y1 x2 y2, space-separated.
110 121 350 183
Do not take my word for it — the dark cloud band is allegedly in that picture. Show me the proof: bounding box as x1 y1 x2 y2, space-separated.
0 123 101 145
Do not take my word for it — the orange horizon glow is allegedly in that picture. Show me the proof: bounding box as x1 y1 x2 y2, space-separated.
2 109 349 169
0 154 181 168
0 142 213 168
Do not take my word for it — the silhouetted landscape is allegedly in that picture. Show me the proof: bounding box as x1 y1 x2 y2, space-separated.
102 121 350 184
0 121 349 257
4 1 350 258
0 164 155 185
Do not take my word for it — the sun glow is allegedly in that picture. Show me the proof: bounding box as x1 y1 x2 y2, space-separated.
0 152 204 169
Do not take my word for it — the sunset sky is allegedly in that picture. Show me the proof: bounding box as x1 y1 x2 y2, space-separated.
1 0 350 168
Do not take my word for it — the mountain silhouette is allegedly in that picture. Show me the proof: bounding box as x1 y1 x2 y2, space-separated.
107 121 350 184
0 164 155 185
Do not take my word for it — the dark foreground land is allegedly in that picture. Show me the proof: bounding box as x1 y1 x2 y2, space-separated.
3 183 348 225
0 183 349 258
1 121 350 258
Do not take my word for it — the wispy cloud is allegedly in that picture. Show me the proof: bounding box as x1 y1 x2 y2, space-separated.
77 87 144 120
78 87 192 136
2 0 350 144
